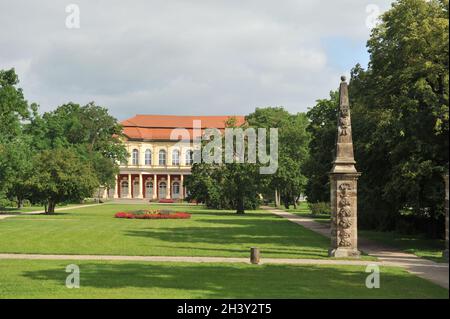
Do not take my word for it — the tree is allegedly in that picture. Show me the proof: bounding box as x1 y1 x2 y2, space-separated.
26 102 128 188
3 136 35 208
303 92 338 203
185 117 266 214
27 148 99 213
305 0 449 237
353 0 448 236
0 69 32 201
0 69 29 143
246 107 310 208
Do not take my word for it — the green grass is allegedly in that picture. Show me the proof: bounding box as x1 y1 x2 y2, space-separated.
0 203 331 259
287 202 331 222
0 259 447 299
287 203 446 263
359 230 446 263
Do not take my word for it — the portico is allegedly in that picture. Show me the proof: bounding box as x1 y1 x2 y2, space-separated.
114 172 188 200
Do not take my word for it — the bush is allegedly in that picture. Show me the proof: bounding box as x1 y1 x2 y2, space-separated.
308 202 331 216
0 198 15 208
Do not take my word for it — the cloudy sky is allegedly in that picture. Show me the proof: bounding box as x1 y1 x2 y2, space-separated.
0 0 393 120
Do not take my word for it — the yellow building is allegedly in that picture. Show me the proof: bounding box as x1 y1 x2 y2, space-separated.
107 114 245 201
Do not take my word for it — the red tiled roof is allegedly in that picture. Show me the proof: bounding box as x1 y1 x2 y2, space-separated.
121 115 245 141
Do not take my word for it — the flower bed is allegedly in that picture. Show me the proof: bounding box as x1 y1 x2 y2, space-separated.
114 210 191 219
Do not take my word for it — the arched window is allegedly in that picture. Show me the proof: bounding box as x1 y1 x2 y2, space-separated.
145 181 153 198
145 149 152 165
185 150 193 165
159 181 167 199
132 149 139 165
172 149 180 166
159 149 166 166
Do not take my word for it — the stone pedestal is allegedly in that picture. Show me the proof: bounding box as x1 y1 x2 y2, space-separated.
329 173 361 258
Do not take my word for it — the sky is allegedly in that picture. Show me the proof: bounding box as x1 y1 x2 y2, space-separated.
0 0 394 121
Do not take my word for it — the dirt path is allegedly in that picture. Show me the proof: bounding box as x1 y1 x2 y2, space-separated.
0 203 105 220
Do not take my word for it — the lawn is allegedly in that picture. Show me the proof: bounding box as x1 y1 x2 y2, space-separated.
0 203 330 259
287 203 446 262
359 230 446 263
0 259 447 299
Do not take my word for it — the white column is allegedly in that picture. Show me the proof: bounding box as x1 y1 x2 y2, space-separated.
114 176 119 199
137 173 143 199
180 174 184 200
153 174 157 199
166 174 171 199
127 174 132 198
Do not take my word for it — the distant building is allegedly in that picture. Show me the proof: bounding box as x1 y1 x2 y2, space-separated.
105 114 245 200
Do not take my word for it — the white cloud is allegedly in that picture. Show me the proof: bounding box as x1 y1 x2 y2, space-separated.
0 0 394 119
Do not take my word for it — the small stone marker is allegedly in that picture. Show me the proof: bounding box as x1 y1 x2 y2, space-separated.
250 247 260 264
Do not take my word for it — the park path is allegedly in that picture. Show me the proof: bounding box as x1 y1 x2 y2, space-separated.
0 203 105 220
0 253 384 266
265 207 449 289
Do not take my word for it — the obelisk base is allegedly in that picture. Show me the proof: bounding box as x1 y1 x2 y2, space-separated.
329 247 361 258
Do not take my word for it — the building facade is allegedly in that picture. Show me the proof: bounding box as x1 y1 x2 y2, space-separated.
106 114 245 201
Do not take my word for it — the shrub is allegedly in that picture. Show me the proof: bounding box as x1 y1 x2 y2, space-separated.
0 198 15 208
308 202 331 216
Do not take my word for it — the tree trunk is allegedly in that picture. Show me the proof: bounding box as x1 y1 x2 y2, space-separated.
283 197 290 209
17 198 24 209
47 200 56 214
275 189 280 207
236 196 245 214
293 197 297 209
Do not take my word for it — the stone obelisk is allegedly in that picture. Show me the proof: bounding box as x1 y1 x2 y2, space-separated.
329 76 361 258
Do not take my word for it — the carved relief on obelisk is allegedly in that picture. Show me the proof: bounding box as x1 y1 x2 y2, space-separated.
329 76 361 258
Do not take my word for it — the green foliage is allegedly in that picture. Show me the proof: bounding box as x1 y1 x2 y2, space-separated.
185 118 265 213
305 0 449 237
26 102 127 187
0 69 33 200
26 148 99 213
246 107 310 208
303 92 339 203
0 69 30 143
186 108 310 212
1 69 126 208
308 202 331 216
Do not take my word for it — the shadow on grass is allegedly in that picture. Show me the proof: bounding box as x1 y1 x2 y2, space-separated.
20 262 447 298
123 216 331 258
